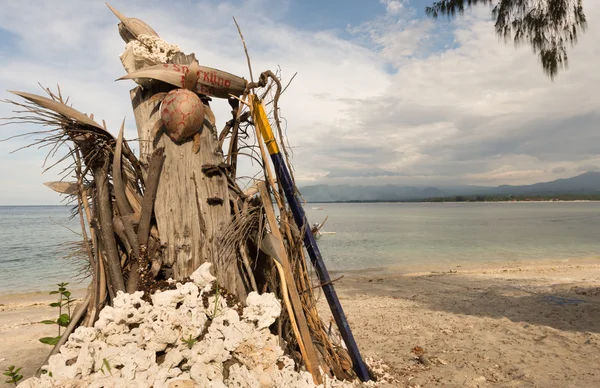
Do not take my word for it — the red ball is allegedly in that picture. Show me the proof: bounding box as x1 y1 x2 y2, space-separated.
160 89 205 142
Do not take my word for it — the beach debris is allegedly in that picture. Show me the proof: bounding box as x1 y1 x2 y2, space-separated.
411 346 432 367
19 264 392 388
106 3 159 43
120 34 181 75
1 3 373 384
19 265 314 387
19 264 394 387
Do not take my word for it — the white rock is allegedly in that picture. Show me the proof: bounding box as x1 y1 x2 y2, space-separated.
19 265 367 388
243 292 281 330
190 262 217 288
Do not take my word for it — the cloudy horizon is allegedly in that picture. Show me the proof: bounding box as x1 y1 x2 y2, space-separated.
1 0 599 205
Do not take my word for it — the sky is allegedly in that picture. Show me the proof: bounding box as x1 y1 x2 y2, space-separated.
0 0 599 205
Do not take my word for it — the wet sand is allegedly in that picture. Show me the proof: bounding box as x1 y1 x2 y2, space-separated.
1 259 600 387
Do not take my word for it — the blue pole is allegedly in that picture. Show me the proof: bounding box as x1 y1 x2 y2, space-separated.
252 95 370 381
270 153 371 381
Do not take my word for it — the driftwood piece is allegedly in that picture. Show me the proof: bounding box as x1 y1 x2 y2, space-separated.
95 164 126 293
113 216 133 255
258 182 322 383
137 147 165 247
112 121 135 216
119 62 247 99
127 53 246 298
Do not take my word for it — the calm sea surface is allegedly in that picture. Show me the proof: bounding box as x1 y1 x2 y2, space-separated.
2 203 600 294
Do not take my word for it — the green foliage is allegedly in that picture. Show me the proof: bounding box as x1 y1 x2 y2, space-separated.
426 0 587 79
208 283 222 320
181 334 198 349
39 336 61 345
57 314 71 327
3 365 23 386
100 358 112 376
39 282 74 345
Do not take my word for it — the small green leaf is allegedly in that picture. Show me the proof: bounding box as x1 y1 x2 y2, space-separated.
3 372 11 376
102 358 112 376
49 291 60 295
39 336 61 345
49 302 61 307
61 291 71 298
13 368 21 374
40 320 57 325
57 314 71 327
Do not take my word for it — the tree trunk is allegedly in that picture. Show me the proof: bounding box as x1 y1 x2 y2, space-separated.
128 54 247 299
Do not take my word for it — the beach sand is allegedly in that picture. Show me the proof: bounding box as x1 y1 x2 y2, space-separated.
1 259 599 387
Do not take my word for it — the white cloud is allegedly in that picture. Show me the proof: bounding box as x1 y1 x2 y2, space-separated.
1 0 599 204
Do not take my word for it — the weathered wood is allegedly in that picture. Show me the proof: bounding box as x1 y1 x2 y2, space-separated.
258 182 322 383
119 62 247 99
95 165 126 293
137 147 165 247
113 122 135 216
112 217 133 255
127 53 247 299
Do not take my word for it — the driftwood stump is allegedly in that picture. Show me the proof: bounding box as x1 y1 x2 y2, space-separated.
129 54 247 299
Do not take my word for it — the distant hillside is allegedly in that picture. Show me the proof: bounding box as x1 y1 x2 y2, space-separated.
298 184 452 202
484 171 600 196
299 172 600 202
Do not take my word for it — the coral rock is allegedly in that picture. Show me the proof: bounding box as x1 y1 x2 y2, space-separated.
19 265 362 388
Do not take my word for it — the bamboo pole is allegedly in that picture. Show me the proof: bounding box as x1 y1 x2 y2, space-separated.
252 95 370 381
258 182 322 384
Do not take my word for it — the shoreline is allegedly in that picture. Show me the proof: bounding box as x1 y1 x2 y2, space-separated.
329 255 600 278
2 256 598 300
306 200 600 204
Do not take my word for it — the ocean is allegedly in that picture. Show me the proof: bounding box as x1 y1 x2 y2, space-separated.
1 202 600 294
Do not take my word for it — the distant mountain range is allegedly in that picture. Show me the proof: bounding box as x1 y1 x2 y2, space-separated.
299 172 600 202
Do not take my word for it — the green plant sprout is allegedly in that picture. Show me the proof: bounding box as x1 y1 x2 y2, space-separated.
208 283 221 320
3 365 23 386
181 334 198 349
99 358 112 376
39 282 74 345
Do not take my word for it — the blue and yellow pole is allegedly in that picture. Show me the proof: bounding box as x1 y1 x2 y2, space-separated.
252 95 370 381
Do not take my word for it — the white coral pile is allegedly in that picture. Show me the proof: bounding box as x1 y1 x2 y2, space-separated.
120 34 181 74
19 263 323 388
125 34 180 63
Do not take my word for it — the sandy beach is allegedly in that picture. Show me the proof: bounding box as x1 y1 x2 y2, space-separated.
1 259 599 387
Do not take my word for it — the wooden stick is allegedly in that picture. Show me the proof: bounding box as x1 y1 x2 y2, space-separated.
226 98 240 179
258 182 322 384
233 17 254 83
95 163 126 293
113 119 135 216
121 216 140 259
113 216 133 255
239 243 258 292
137 147 165 247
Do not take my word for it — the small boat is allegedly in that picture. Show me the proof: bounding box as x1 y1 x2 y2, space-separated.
312 207 324 210
311 216 335 239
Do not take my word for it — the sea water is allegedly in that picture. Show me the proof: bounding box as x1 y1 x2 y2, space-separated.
0 206 84 295
304 202 600 272
2 203 600 294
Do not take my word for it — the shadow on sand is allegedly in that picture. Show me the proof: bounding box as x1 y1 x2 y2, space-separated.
340 272 600 333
